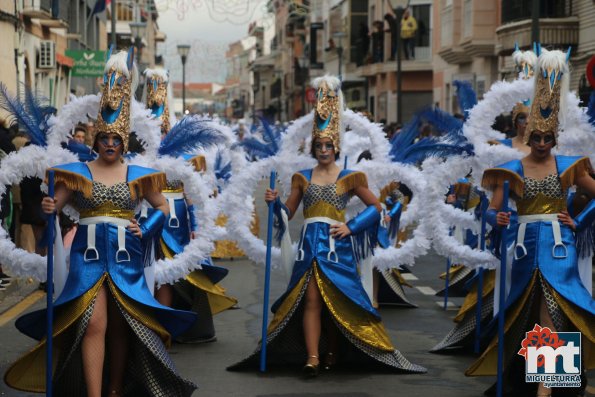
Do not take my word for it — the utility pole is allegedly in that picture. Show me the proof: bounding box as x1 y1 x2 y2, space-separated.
111 0 117 47
531 0 539 44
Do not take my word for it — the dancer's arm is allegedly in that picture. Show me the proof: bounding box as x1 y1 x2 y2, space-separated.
41 183 72 214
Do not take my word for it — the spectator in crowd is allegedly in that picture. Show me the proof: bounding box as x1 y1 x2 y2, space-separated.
400 8 417 60
72 124 87 144
0 118 16 290
371 21 385 63
355 22 370 66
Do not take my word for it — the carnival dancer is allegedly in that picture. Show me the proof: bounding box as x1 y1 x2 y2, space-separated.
4 49 197 397
375 179 417 307
141 68 237 343
466 49 595 397
228 75 426 376
432 50 537 353
357 149 417 308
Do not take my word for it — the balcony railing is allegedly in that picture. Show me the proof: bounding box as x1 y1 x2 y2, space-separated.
22 0 69 24
22 0 52 18
501 0 572 24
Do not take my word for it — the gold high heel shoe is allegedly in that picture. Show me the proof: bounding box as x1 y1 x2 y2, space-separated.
302 355 319 377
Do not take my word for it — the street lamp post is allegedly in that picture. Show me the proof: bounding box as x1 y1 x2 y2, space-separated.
389 0 410 125
298 57 309 116
177 44 191 114
332 31 346 77
129 22 146 67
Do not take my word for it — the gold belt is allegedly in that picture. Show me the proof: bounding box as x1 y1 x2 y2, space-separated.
79 209 135 220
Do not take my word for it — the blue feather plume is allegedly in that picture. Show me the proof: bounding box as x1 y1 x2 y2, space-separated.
587 91 595 127
158 116 224 157
388 111 424 161
416 106 465 142
23 85 55 136
453 80 478 120
397 137 474 165
0 83 48 146
237 117 284 160
214 151 232 183
63 141 97 162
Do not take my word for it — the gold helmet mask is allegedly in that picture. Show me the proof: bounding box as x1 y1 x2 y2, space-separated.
95 46 137 152
311 76 343 153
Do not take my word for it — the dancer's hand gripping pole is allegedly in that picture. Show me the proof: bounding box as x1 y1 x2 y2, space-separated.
260 170 276 372
496 181 510 397
46 170 55 397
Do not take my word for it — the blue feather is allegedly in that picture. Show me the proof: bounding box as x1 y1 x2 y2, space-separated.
416 106 464 141
237 137 277 159
0 83 48 146
238 117 284 159
397 137 474 165
158 116 224 157
23 85 55 135
388 111 424 161
587 91 595 127
214 151 232 182
64 141 97 162
453 80 478 120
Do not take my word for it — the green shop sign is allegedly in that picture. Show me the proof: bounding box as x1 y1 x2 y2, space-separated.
66 50 106 77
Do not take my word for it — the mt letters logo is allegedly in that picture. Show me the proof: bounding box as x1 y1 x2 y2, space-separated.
518 324 581 388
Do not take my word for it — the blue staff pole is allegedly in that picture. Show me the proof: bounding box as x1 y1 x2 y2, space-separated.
474 195 488 353
496 181 510 397
260 170 276 372
46 170 55 397
443 185 455 310
343 155 348 170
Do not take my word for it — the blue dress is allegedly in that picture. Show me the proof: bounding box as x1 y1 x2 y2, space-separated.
5 162 197 396
467 155 595 381
229 169 426 373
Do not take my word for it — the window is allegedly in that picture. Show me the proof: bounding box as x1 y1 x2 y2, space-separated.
463 0 472 38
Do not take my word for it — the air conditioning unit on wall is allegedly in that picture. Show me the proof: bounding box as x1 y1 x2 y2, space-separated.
38 41 56 69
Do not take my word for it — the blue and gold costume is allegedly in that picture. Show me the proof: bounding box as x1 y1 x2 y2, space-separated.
230 169 425 372
148 154 237 322
5 162 197 395
467 155 595 377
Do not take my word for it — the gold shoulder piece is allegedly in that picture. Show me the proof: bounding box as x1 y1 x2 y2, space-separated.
379 181 399 204
336 171 368 195
559 157 593 192
47 169 93 198
487 140 501 146
128 172 167 201
481 168 524 198
190 155 207 173
291 172 309 192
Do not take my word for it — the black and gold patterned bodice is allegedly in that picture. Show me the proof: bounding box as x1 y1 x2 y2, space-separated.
303 183 350 221
292 170 368 223
74 181 137 219
516 174 566 215
164 179 183 193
